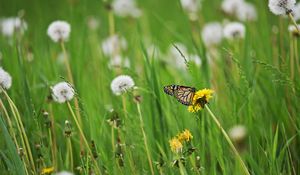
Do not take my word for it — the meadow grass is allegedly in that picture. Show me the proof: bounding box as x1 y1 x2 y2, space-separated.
0 0 299 174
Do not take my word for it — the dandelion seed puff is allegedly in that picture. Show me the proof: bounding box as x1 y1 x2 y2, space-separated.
180 0 200 21
0 17 27 37
223 22 246 40
228 125 247 142
293 3 300 21
112 0 142 18
201 22 223 47
56 171 74 175
47 21 71 43
0 67 12 91
221 0 244 16
108 55 130 69
111 75 135 95
268 0 296 15
101 35 127 57
237 2 257 21
51 82 75 103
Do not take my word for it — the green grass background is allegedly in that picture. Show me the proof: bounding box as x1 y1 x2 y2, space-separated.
0 0 299 174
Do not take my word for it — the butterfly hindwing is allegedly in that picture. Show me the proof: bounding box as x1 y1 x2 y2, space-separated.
164 85 195 106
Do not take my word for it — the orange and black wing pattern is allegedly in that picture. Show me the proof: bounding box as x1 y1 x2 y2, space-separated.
164 85 196 106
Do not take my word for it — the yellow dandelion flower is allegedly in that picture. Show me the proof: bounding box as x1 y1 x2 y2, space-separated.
41 167 54 174
188 88 214 113
169 137 183 153
177 129 193 143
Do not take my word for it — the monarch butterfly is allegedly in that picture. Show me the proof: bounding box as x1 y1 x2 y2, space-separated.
163 85 196 106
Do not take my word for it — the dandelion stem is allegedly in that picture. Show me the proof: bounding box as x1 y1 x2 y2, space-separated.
288 13 300 34
205 105 250 175
66 102 102 175
67 138 74 171
60 41 84 154
136 103 154 175
289 36 294 80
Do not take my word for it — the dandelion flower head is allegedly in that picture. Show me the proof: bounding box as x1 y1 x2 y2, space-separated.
47 20 71 42
228 125 247 142
0 17 27 37
180 0 200 21
268 0 296 15
293 3 300 21
237 2 257 21
111 75 135 95
51 82 75 103
201 22 223 47
177 129 193 143
0 67 12 91
188 88 214 113
101 34 127 57
223 22 246 40
112 0 142 18
56 171 74 175
288 24 300 36
169 137 183 153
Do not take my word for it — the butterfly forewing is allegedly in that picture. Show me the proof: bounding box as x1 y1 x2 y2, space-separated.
164 85 196 106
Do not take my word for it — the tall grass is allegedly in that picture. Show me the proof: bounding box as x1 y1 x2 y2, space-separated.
0 0 299 174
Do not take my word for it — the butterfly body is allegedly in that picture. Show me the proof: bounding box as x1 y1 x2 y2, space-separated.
164 85 196 106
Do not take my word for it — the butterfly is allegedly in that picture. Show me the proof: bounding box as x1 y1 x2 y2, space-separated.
163 85 196 106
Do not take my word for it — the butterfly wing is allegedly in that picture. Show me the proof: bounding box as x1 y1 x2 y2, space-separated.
174 86 195 106
164 85 175 96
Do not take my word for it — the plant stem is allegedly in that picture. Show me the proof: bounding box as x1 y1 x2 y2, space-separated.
288 13 300 33
67 102 102 175
0 99 19 149
136 103 154 175
1 88 36 173
67 138 74 171
205 105 250 175
60 41 84 154
49 104 57 170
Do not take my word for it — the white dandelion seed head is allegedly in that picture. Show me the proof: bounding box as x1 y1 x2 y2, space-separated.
288 24 300 34
55 171 74 175
268 0 296 15
101 34 127 57
0 67 12 91
0 17 27 37
237 2 257 21
51 82 75 103
292 3 300 21
47 20 71 43
180 0 200 21
112 0 142 18
201 22 223 47
167 43 188 70
110 75 135 95
221 0 244 15
223 22 246 40
108 55 130 69
228 125 247 142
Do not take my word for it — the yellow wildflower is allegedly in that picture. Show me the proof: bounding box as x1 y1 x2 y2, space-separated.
177 129 193 143
188 88 214 113
41 167 54 174
169 137 183 153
